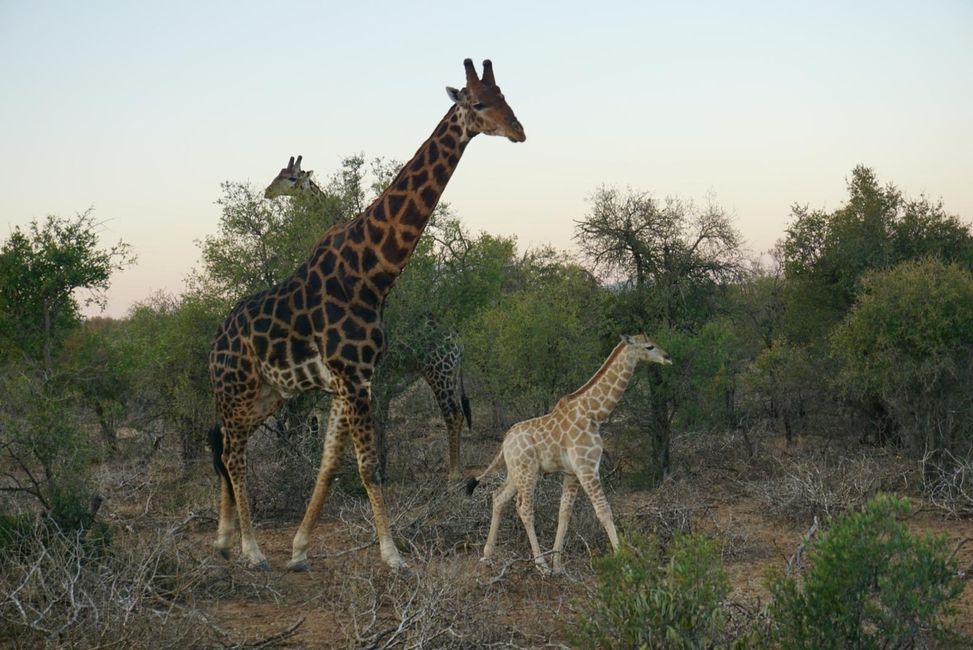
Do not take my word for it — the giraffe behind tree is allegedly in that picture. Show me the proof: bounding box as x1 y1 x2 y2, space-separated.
264 155 472 479
467 334 672 574
208 58 525 571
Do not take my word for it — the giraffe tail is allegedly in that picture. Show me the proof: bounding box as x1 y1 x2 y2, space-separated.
459 368 472 430
207 425 234 503
466 448 505 495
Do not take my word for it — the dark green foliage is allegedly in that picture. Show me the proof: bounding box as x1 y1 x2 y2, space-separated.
615 324 740 488
571 532 730 649
765 494 963 649
465 259 610 425
739 339 828 442
781 166 973 343
196 180 346 302
125 291 222 463
0 370 100 536
57 319 138 449
830 258 973 459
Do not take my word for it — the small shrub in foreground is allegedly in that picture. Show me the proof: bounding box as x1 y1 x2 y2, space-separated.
765 494 963 649
570 532 730 649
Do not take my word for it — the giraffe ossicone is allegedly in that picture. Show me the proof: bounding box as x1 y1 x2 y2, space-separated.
207 58 525 571
467 334 672 574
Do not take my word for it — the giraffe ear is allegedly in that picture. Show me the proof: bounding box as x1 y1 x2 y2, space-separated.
446 86 463 104
620 334 633 344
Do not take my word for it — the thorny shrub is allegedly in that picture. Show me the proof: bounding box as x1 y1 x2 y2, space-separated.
570 532 730 649
764 494 963 649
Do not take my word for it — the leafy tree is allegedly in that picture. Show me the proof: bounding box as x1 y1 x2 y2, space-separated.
575 187 742 329
766 494 963 649
0 210 133 369
125 291 222 463
739 339 825 444
57 318 137 450
615 324 739 486
781 165 973 343
465 258 610 426
830 258 973 463
194 181 345 303
0 369 100 533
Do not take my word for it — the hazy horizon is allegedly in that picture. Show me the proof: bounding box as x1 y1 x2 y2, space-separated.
2 1 971 318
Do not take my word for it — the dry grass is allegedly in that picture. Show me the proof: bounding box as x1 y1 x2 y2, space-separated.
746 445 914 523
4 400 972 648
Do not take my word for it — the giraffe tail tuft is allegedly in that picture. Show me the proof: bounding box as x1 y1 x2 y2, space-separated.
460 368 472 430
461 394 472 430
466 448 506 496
207 425 234 503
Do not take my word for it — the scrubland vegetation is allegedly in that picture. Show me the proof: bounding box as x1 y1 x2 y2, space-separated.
1 161 971 647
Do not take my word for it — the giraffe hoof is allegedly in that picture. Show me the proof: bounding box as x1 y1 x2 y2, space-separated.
249 559 272 572
286 558 310 573
213 544 231 560
534 562 552 576
478 556 494 566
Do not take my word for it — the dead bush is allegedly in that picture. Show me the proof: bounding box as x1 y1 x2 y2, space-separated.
922 449 973 518
0 518 216 648
748 450 912 522
628 476 708 544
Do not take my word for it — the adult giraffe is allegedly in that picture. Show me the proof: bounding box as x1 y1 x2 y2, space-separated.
208 58 525 571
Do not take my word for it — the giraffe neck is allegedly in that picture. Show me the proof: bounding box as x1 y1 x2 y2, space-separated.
565 342 639 422
355 105 473 297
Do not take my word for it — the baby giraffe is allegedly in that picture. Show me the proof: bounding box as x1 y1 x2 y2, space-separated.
467 334 672 574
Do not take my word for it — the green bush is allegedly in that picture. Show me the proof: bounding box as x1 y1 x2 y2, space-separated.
571 533 730 649
830 258 973 459
765 494 963 649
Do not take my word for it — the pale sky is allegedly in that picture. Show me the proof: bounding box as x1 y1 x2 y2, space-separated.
2 1 971 318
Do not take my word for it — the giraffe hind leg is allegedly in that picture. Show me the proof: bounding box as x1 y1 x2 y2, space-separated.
221 425 269 570
514 468 549 574
208 425 237 559
482 478 516 563
426 373 464 480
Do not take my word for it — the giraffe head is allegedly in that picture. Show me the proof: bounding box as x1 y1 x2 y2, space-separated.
621 334 673 366
264 155 315 199
446 58 526 143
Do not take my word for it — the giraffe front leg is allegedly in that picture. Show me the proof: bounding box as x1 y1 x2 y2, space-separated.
552 473 580 574
288 397 350 572
514 478 549 574
577 472 620 552
348 390 406 570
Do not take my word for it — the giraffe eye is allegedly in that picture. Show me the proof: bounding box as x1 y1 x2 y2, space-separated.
471 102 486 111
647 345 655 350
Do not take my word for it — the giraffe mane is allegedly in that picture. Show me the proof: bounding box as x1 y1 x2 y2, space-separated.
555 341 627 408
